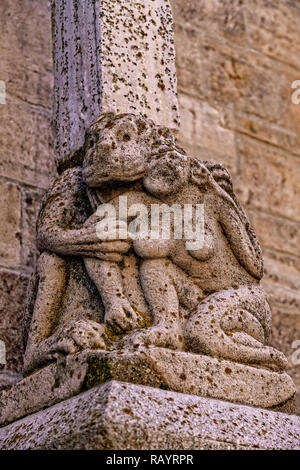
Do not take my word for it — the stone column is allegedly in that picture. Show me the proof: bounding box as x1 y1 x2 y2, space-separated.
51 0 179 170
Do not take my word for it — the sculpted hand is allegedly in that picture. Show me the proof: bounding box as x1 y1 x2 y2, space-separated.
81 215 132 261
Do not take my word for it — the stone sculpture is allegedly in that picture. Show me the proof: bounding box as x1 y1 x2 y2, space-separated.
23 112 288 383
1 0 298 452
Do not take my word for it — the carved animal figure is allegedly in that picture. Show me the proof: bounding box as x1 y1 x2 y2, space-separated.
23 113 177 373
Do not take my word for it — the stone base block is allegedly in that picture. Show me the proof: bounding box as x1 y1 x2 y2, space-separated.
0 381 299 450
0 348 296 428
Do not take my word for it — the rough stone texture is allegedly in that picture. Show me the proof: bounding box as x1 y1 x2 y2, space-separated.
246 0 300 69
237 139 300 223
52 0 179 168
0 371 23 392
0 0 56 380
21 111 294 415
177 94 237 174
171 0 248 44
0 270 28 373
0 348 295 429
0 381 299 450
0 0 300 414
0 180 21 267
271 308 300 413
20 187 46 270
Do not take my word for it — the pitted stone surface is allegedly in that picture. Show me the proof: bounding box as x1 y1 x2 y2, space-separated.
51 0 179 167
0 348 295 428
0 381 299 450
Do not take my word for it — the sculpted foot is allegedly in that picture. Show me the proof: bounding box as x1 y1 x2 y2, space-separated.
23 337 78 376
228 331 288 371
66 320 108 350
105 299 141 331
255 345 288 371
125 325 184 350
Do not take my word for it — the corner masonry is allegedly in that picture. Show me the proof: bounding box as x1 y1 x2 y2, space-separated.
0 381 299 450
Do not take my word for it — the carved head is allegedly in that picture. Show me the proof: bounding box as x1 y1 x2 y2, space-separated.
82 112 177 187
144 151 234 199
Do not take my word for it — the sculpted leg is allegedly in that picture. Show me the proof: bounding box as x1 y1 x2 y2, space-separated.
24 252 107 375
184 285 287 371
125 259 182 349
24 252 71 374
84 258 141 331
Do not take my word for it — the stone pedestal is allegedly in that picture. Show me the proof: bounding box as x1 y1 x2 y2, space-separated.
0 348 296 430
0 371 23 391
51 0 179 169
0 380 299 450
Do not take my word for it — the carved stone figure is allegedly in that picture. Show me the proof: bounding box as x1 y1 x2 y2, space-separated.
23 113 288 386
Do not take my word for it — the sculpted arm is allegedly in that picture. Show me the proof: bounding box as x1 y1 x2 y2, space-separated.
191 160 263 279
37 167 129 261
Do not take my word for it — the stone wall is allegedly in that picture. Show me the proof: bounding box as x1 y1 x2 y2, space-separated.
0 0 299 403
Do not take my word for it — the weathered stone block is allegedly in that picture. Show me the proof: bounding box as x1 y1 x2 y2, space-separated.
0 269 28 373
246 0 300 69
235 113 300 159
0 371 23 391
177 94 237 173
52 0 179 166
262 249 300 312
0 101 55 188
0 381 299 450
171 0 247 43
237 138 300 222
0 348 295 429
173 24 204 98
193 101 236 163
270 307 300 412
20 188 45 270
177 93 194 143
0 49 53 110
279 65 300 135
249 211 300 258
0 0 52 72
0 180 21 267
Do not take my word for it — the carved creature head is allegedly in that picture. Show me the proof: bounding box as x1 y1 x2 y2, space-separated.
143 151 232 199
82 112 177 187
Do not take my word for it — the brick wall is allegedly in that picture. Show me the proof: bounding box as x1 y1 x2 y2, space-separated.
0 0 56 373
0 0 299 406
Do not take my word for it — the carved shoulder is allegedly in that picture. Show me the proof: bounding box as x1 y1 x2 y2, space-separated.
37 167 92 235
